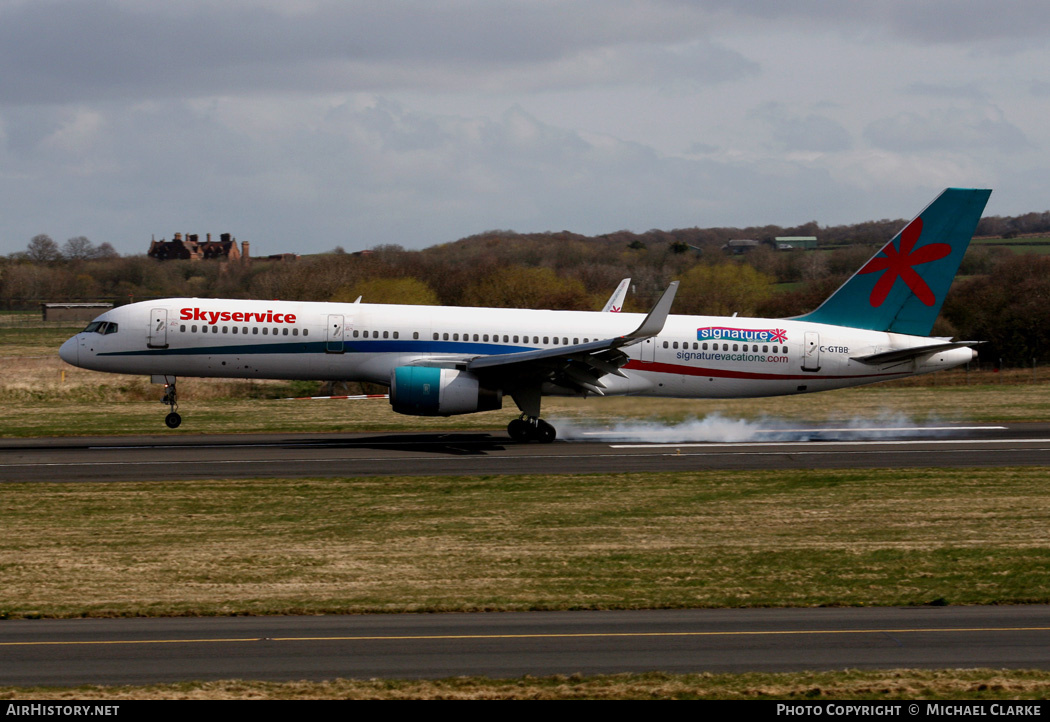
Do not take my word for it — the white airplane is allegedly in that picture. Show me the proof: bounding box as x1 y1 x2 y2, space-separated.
60 188 991 442
602 278 630 313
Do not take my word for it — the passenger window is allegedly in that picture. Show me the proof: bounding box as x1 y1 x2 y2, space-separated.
292 328 298 336
383 331 389 339
252 327 258 335
283 328 289 336
180 325 186 333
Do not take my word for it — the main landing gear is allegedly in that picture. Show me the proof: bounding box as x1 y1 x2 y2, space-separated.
507 414 556 443
161 378 181 429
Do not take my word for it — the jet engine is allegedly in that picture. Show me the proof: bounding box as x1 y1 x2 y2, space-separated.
389 366 502 416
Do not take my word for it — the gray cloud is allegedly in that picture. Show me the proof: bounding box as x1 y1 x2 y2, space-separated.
0 97 874 254
751 103 852 153
903 82 989 101
3 1 1050 256
692 0 1050 46
0 0 737 104
864 106 1033 153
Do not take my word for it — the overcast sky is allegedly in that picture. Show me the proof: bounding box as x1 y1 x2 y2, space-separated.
3 0 1049 256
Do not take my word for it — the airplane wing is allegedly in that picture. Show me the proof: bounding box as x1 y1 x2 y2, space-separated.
601 278 631 312
467 282 678 396
850 340 982 365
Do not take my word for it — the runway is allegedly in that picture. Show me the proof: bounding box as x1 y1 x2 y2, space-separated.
3 606 1049 686
3 422 1050 483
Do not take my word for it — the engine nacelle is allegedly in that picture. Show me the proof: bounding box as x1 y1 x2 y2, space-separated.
389 366 503 416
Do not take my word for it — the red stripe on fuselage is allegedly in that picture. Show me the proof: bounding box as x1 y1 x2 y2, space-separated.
624 360 907 382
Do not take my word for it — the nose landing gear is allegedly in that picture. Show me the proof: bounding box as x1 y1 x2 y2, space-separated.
162 379 181 429
507 414 556 443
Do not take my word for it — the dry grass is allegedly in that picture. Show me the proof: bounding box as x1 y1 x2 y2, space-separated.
4 669 1050 700
3 469 1050 619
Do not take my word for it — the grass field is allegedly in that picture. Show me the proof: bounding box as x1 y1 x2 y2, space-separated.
970 236 1050 254
5 669 1050 700
4 468 1049 619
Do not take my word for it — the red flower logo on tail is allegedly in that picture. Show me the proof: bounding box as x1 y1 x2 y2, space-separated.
857 218 950 307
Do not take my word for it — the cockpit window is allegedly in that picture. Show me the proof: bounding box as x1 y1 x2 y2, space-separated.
82 321 118 335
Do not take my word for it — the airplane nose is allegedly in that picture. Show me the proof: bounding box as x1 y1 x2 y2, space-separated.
59 336 79 366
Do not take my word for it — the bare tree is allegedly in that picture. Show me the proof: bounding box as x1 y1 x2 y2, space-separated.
26 234 61 264
93 242 120 259
63 235 96 261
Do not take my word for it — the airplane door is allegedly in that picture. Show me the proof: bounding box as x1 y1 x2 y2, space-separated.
640 337 656 363
326 314 345 354
802 331 820 371
147 308 168 349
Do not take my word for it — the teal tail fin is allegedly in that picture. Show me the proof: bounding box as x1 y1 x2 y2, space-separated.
794 188 991 336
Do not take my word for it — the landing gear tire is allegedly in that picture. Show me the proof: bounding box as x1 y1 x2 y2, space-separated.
534 419 556 443
507 417 530 441
162 378 181 429
507 416 556 443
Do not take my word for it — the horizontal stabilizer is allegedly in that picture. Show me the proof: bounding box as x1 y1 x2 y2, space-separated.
850 341 981 365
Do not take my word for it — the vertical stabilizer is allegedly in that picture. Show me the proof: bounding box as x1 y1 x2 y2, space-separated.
794 188 991 336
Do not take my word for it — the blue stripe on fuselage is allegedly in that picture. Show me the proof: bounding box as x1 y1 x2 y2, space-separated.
98 340 537 356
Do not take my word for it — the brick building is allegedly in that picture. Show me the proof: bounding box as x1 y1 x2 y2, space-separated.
148 233 250 261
